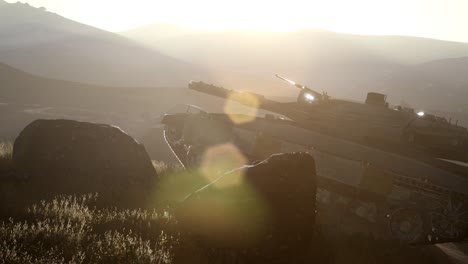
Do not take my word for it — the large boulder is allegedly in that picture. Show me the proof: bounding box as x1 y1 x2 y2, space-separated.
13 119 157 205
179 152 317 249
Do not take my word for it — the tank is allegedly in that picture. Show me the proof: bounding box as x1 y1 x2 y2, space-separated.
160 75 468 244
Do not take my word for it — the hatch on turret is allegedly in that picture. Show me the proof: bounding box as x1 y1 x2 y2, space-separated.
365 92 388 107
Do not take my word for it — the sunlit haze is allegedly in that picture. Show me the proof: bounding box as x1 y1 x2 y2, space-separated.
5 0 468 42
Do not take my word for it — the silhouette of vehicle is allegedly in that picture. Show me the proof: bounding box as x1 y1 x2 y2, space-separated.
161 75 468 244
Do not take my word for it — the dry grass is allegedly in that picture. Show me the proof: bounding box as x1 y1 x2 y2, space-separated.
0 141 13 169
0 194 175 264
0 143 438 264
152 160 182 176
0 193 438 264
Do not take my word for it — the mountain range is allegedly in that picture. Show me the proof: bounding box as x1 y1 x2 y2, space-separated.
122 23 468 114
123 23 468 65
1 0 468 121
0 1 207 87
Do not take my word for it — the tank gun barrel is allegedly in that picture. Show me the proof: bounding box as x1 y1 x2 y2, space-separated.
275 74 304 90
188 81 312 120
189 80 266 99
188 79 342 128
275 74 324 101
188 81 279 109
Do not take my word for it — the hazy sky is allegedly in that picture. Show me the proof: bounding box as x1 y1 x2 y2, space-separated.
6 0 468 42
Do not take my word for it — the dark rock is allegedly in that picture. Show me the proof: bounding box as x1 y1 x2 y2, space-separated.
12 119 157 205
179 152 317 248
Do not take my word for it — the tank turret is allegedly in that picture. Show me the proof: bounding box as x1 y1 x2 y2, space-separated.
189 76 468 162
163 77 468 244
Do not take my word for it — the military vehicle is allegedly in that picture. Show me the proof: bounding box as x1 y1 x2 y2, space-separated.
161 75 468 244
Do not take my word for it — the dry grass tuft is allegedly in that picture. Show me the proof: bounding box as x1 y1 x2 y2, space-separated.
0 194 176 264
0 141 13 169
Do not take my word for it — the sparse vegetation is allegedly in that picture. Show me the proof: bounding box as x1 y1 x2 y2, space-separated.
0 141 13 170
0 193 439 264
0 143 439 264
0 194 175 264
152 161 182 176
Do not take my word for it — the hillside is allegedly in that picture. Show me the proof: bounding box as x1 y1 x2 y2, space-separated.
122 24 468 65
418 57 468 83
123 27 406 97
123 25 468 68
122 24 468 119
0 2 206 87
0 62 228 161
373 57 468 113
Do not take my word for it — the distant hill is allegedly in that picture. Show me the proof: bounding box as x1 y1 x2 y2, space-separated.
0 61 254 114
380 57 468 114
121 24 468 90
122 24 468 118
2 60 467 144
418 57 468 83
1 62 106 105
124 23 210 39
0 2 207 87
123 24 468 65
0 61 252 161
0 62 177 160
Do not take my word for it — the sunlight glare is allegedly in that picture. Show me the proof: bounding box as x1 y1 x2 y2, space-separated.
9 0 468 41
199 143 248 188
224 92 259 124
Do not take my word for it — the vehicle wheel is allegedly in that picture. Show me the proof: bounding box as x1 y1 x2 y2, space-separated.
164 124 183 145
430 195 468 241
389 208 426 244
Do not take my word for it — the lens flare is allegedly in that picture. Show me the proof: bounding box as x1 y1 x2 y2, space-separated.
224 92 259 124
199 143 248 188
178 145 270 247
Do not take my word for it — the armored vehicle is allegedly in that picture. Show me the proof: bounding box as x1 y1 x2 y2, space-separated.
161 76 468 244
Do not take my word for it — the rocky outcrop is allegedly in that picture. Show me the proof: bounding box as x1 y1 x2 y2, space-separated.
13 119 157 206
179 152 317 248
